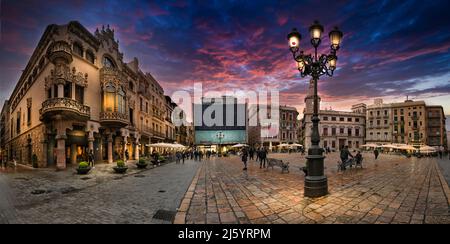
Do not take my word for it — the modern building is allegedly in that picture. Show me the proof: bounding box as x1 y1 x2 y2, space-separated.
0 21 178 169
193 96 247 152
366 99 393 144
302 79 366 151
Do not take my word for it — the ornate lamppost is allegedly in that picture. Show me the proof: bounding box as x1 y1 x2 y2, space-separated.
216 131 224 154
287 21 343 197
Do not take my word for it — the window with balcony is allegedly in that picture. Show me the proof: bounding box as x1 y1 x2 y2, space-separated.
348 129 352 136
64 82 71 98
75 85 84 104
332 128 336 136
339 128 344 134
118 88 126 114
355 128 359 136
323 128 328 136
104 83 115 112
129 108 134 125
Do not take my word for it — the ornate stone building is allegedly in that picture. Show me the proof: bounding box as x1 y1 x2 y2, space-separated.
0 21 177 169
302 79 366 151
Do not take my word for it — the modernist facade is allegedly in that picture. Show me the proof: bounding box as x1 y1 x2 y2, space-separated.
302 79 366 151
0 21 180 169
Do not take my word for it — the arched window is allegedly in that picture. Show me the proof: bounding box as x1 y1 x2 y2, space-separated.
103 56 115 68
104 83 116 112
86 50 95 64
117 87 126 114
73 42 83 57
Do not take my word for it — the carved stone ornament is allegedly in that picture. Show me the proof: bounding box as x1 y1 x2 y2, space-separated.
45 64 88 89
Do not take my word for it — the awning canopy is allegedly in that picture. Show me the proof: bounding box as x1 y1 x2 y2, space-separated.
231 143 249 148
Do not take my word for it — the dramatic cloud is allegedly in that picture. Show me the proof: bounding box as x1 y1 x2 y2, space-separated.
1 0 449 120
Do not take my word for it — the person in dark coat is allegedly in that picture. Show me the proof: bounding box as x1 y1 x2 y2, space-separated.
374 149 379 160
259 147 268 168
241 148 248 170
340 146 353 170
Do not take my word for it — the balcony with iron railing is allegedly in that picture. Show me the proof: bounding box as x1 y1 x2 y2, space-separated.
99 110 129 127
40 97 90 121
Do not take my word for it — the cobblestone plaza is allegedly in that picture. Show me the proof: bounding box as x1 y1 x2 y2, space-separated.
1 152 449 224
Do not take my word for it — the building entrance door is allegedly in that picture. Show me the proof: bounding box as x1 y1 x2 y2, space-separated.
338 139 346 150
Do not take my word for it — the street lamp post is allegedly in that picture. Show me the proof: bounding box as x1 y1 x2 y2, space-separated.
287 20 343 197
216 132 224 154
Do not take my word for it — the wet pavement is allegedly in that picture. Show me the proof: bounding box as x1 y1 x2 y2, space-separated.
437 156 450 186
176 152 450 224
0 160 201 224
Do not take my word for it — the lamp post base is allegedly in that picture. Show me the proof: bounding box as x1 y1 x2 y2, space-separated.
304 154 328 197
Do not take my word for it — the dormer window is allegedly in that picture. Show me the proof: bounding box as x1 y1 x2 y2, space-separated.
86 50 95 64
103 56 115 68
73 42 83 57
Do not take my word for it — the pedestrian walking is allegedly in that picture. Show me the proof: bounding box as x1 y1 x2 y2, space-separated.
259 147 267 168
241 148 248 170
125 149 130 162
374 149 379 160
88 149 95 168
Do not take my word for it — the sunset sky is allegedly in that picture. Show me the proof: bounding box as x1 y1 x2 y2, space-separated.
0 0 449 126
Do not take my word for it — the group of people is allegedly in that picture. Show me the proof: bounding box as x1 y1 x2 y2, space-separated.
241 147 269 170
339 145 363 171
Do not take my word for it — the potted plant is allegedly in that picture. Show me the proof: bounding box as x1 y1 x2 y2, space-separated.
32 154 39 168
158 156 166 163
136 158 148 169
113 160 128 174
76 161 91 175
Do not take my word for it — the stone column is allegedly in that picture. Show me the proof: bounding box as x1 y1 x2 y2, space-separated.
107 133 113 164
71 82 76 100
134 140 139 161
57 84 64 98
123 136 128 161
55 117 67 170
88 131 94 153
41 138 48 168
56 137 66 170
70 144 77 165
